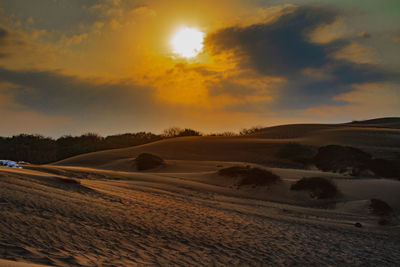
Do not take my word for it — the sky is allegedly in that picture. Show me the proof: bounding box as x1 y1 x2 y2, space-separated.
0 0 399 137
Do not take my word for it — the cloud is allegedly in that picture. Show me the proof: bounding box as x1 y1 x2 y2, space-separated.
308 17 350 44
130 6 157 17
205 5 339 76
60 32 89 46
358 32 371 39
0 66 155 116
0 26 10 52
303 82 400 120
205 4 398 110
0 26 9 45
0 26 13 58
333 42 375 64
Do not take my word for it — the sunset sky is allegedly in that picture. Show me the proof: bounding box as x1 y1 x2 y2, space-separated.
0 0 399 137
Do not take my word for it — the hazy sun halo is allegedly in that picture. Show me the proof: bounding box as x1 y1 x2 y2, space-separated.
170 26 204 58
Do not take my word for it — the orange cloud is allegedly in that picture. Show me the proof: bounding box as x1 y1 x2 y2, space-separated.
333 42 376 64
148 58 283 112
304 82 400 119
308 17 350 44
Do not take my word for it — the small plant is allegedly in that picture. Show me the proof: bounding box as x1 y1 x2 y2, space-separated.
239 126 264 136
291 177 339 199
369 198 393 216
135 153 165 171
162 127 201 138
218 166 281 186
314 145 371 175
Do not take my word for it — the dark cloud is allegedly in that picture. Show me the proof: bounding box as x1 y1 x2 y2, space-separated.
0 66 154 116
358 32 371 39
0 27 10 46
0 26 10 59
205 5 339 76
1 0 98 31
205 5 397 110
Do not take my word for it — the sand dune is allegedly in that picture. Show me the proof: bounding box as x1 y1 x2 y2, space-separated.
1 162 400 266
347 117 400 129
55 120 400 172
2 119 400 266
54 137 290 170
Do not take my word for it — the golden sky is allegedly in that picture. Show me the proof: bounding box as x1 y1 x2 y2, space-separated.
0 0 399 136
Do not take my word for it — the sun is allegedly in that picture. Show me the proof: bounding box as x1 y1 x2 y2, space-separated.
170 26 204 58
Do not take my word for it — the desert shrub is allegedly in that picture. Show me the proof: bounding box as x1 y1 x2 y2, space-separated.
162 127 201 137
368 158 400 179
369 198 393 216
314 145 371 175
276 142 314 164
314 145 400 179
208 132 237 137
239 126 264 136
218 166 281 186
135 153 165 171
178 128 202 137
162 127 182 137
291 177 339 199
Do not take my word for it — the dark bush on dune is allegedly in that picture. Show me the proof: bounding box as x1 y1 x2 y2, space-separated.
135 153 165 171
239 126 263 136
218 166 281 187
291 177 339 199
276 142 314 165
314 145 400 179
162 127 202 137
314 145 372 175
368 158 400 179
369 198 393 216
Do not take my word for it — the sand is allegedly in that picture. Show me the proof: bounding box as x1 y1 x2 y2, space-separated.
0 259 50 267
1 121 400 266
1 162 399 266
55 122 400 170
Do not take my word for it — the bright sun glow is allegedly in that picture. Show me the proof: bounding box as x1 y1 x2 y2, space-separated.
170 26 204 58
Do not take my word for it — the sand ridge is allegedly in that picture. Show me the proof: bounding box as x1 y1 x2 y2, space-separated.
1 162 399 266
54 122 400 171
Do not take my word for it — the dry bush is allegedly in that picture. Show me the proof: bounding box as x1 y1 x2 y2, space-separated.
135 153 165 171
162 127 202 137
291 177 339 199
369 198 393 216
218 166 281 186
239 126 264 136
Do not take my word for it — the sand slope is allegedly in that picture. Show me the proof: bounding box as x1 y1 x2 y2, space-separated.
55 120 400 172
1 164 400 266
0 259 50 267
2 118 400 266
